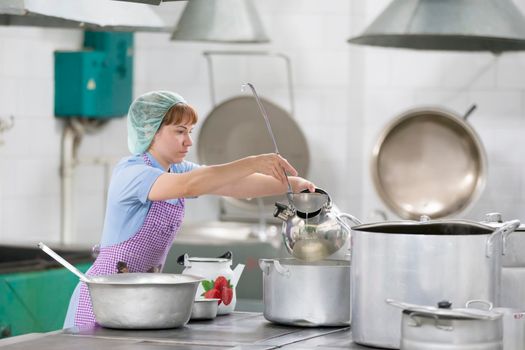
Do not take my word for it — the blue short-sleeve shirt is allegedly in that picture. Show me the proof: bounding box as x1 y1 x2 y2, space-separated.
100 152 199 247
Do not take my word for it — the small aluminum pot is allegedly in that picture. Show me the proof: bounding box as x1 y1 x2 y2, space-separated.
259 258 350 327
492 307 525 350
388 299 503 350
190 298 219 321
87 273 202 329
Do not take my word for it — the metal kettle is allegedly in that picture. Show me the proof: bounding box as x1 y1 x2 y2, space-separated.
273 188 361 261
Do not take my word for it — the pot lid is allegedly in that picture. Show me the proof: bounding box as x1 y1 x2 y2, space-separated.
197 96 309 208
186 257 231 263
370 107 487 220
352 217 494 235
387 299 502 321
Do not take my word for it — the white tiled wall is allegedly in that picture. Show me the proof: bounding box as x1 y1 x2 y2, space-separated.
359 1 525 223
0 0 524 247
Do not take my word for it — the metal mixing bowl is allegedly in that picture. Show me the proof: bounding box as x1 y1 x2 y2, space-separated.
87 273 203 329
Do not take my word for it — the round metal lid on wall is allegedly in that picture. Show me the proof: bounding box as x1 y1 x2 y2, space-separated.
197 96 309 208
371 107 487 220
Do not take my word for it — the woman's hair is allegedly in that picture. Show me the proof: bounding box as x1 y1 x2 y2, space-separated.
161 103 198 127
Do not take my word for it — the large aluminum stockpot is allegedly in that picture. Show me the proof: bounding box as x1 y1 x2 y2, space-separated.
259 258 350 327
87 273 203 329
351 218 520 349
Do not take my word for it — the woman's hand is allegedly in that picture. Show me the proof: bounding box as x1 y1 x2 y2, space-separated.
289 176 316 193
250 153 298 184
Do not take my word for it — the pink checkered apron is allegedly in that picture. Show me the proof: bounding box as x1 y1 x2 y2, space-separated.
74 154 185 326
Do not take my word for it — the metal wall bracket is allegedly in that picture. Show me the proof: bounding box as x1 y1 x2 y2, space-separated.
203 50 295 117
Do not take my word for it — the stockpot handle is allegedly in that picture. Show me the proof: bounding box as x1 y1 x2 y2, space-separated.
408 312 454 331
259 259 271 275
273 260 290 277
501 221 520 255
258 259 290 277
486 220 521 257
337 213 362 227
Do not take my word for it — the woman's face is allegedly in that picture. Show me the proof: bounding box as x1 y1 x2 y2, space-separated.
151 121 194 164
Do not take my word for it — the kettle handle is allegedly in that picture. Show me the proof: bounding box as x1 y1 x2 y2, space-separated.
300 187 331 207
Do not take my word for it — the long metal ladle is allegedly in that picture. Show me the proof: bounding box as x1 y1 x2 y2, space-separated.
241 83 295 207
38 242 91 283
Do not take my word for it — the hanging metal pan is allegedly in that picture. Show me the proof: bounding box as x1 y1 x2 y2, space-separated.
371 106 487 220
197 95 309 208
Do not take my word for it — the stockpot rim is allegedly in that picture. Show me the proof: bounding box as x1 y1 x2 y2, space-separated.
351 218 496 235
259 258 350 268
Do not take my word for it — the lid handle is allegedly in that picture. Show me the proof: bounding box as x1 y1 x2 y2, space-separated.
217 251 232 260
437 301 452 309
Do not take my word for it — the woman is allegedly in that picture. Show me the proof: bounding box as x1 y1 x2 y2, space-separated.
64 90 315 327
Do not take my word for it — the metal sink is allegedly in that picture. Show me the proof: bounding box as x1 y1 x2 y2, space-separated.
0 244 92 274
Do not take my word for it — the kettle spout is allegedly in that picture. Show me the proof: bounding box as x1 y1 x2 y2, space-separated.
231 264 245 286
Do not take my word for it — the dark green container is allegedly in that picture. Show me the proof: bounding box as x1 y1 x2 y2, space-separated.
0 246 92 338
0 264 91 338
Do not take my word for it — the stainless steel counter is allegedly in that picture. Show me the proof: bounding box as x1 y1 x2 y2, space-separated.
0 312 369 349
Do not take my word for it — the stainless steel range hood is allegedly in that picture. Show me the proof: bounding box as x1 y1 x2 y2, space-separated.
348 0 525 53
171 0 270 43
112 0 184 4
0 0 169 32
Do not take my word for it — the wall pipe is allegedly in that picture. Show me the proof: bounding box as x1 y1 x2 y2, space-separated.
60 122 78 245
60 118 117 245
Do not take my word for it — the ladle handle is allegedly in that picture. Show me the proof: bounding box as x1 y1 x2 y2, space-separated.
242 82 294 200
242 83 279 154
38 242 90 283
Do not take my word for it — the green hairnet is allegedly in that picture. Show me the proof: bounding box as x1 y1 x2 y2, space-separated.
127 91 186 154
